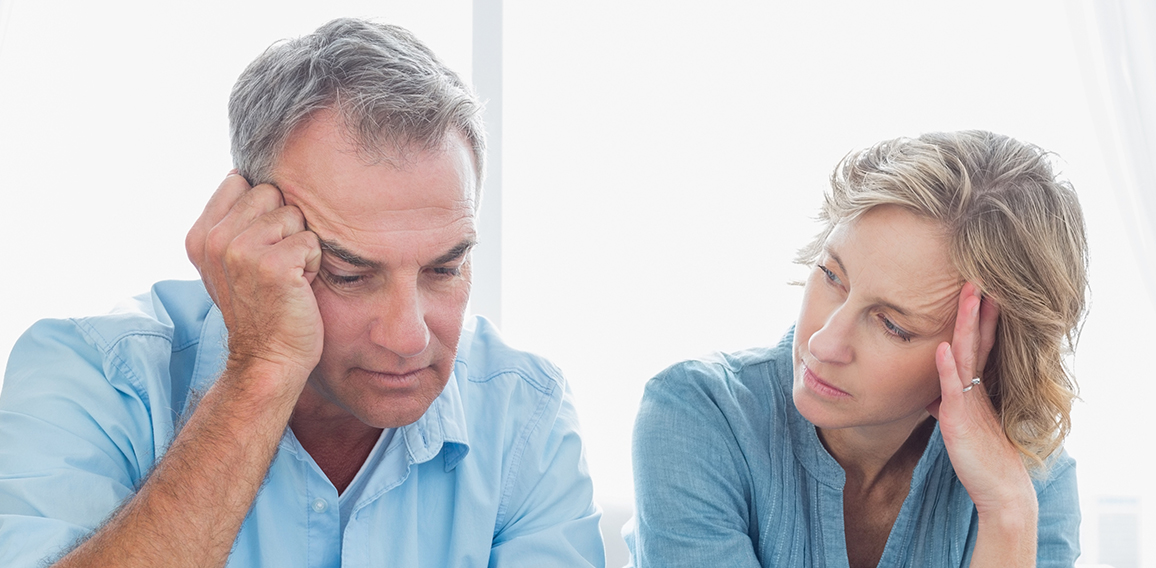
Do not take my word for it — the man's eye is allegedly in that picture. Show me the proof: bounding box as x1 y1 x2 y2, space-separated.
324 271 364 286
432 266 462 278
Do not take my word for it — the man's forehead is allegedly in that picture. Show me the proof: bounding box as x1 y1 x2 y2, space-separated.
276 112 478 197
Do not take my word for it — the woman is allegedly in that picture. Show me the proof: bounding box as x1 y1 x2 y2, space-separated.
625 131 1086 567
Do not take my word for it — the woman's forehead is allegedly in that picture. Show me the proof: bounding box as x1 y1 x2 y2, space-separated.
826 206 962 331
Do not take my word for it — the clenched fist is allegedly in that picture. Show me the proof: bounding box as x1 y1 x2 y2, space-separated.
186 172 324 397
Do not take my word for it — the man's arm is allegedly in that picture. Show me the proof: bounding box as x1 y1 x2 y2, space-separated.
487 378 605 567
53 174 323 568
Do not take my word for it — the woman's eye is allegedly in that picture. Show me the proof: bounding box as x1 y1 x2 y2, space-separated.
880 315 913 342
817 264 841 285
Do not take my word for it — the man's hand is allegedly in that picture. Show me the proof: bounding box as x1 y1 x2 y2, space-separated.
186 172 324 395
54 173 326 568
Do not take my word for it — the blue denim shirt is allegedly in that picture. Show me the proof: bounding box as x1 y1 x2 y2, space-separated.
624 330 1080 567
0 280 604 567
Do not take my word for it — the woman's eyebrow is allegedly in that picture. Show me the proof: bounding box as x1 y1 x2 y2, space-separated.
827 248 948 330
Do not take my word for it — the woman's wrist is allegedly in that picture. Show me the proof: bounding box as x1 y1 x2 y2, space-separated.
976 487 1038 536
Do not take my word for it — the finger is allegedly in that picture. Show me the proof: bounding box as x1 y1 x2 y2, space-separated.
225 228 320 288
975 295 1000 376
204 185 287 261
226 206 309 254
199 172 253 230
208 184 286 242
949 282 983 389
936 341 961 405
282 230 323 284
186 172 252 267
938 338 992 416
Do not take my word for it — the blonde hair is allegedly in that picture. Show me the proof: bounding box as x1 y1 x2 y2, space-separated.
797 131 1088 470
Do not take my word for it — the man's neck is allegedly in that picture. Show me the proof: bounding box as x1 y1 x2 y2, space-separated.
290 386 384 494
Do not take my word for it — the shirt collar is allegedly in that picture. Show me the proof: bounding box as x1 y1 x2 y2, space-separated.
189 289 229 409
400 363 471 471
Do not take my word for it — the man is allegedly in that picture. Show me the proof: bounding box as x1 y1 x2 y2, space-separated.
0 18 604 567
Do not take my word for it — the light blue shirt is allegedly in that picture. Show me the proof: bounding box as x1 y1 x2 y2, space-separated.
624 330 1080 567
0 280 604 567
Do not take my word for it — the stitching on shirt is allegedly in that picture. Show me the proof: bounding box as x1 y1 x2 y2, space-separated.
492 371 557 533
72 318 170 414
471 365 558 395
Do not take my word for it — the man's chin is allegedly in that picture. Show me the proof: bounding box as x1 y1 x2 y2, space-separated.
352 390 444 429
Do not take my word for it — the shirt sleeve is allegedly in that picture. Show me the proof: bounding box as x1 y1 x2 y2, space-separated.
488 376 606 567
625 361 761 568
0 318 160 568
1034 451 1081 568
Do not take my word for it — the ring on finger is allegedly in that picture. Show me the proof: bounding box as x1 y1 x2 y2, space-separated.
962 377 981 393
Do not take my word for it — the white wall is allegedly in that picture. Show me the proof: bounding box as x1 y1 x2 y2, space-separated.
1 1 1151 565
498 1 1156 563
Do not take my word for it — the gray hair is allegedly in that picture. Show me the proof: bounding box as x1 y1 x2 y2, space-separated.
229 18 486 191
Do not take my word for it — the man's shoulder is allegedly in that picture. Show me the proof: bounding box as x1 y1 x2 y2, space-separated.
5 280 220 414
64 280 215 351
453 316 566 397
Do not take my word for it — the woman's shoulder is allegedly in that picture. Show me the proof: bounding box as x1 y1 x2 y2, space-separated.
637 329 796 438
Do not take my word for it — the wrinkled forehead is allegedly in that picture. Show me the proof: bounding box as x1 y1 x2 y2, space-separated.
828 206 963 331
272 112 478 238
281 109 482 206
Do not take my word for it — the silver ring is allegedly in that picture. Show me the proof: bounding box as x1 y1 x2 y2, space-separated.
962 377 981 393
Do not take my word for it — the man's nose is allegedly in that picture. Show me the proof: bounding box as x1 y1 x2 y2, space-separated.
368 282 430 358
808 306 854 365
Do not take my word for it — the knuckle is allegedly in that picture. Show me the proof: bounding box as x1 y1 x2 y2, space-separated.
222 242 248 270
247 184 284 207
205 224 233 257
255 251 286 279
184 227 203 263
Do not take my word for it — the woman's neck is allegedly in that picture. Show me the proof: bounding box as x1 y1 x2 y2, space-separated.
817 413 936 489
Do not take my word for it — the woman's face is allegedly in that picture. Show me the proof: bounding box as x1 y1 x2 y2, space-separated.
792 205 962 432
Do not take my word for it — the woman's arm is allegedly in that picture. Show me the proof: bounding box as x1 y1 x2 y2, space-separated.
930 282 1041 567
627 361 762 568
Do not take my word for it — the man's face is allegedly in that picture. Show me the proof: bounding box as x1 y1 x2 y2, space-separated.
272 110 477 429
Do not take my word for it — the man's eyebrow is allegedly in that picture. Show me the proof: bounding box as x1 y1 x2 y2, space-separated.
318 239 379 269
433 239 477 265
318 238 477 268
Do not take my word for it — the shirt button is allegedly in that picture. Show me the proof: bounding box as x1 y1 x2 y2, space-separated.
311 498 328 513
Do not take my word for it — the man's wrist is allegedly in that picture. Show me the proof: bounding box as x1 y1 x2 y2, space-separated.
220 352 312 408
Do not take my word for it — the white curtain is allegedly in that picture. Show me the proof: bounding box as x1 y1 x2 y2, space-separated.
1069 0 1156 305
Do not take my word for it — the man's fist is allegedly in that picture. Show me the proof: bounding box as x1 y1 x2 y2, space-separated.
186 173 324 394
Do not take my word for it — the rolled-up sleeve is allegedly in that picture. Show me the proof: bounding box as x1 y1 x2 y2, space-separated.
0 318 160 567
1035 452 1081 567
489 377 605 567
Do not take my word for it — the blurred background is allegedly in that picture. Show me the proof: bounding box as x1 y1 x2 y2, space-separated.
1 1 1152 566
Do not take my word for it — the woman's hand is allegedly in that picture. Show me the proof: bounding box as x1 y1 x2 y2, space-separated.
928 282 1038 566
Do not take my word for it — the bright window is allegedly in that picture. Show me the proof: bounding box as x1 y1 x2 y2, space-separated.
0 1 1150 564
